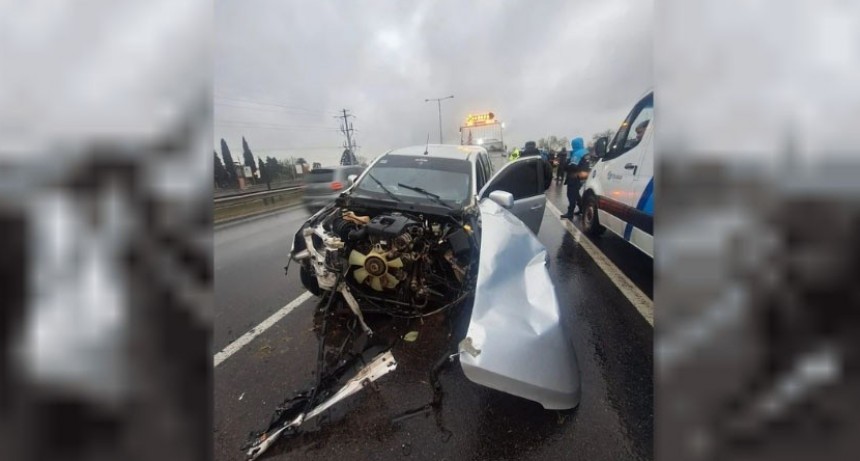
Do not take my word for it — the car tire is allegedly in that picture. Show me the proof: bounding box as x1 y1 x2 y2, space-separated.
582 194 606 237
299 263 322 296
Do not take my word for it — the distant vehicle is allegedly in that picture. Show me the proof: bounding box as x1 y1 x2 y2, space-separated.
460 112 505 153
302 165 365 213
581 91 653 257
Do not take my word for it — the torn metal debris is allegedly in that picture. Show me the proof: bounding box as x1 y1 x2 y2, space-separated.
242 346 398 460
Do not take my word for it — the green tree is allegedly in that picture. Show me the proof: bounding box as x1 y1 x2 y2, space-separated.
559 137 569 151
592 129 614 142
257 156 269 188
265 156 280 180
214 151 229 188
220 139 236 187
281 158 297 180
241 137 257 182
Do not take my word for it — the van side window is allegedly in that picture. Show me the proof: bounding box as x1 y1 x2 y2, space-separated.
607 93 653 160
624 107 653 150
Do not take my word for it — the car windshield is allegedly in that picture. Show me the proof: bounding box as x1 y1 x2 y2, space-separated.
355 155 472 205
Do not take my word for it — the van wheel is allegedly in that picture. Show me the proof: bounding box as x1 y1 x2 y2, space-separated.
582 195 606 236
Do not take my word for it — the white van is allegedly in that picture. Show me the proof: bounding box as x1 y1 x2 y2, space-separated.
580 91 654 257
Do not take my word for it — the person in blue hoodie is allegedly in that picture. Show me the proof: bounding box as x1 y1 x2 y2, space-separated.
561 137 588 219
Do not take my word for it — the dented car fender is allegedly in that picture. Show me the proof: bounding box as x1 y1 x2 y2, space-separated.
459 198 581 410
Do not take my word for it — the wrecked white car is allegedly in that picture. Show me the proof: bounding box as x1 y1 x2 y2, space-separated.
243 145 581 459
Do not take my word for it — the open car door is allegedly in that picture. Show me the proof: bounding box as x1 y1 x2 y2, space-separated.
460 197 581 409
478 156 547 235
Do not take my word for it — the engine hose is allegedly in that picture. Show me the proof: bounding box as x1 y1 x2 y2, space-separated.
360 290 470 319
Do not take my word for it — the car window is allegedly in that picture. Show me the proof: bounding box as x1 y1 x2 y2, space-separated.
307 169 334 183
482 158 540 200
475 155 488 191
607 93 653 160
482 153 493 180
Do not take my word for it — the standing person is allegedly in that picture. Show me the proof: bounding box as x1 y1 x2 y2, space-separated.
519 141 541 158
556 146 568 182
520 141 553 190
561 137 588 219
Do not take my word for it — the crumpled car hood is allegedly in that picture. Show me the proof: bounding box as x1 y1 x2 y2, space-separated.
459 198 581 410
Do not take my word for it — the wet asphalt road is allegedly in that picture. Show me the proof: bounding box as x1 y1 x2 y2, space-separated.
214 159 654 461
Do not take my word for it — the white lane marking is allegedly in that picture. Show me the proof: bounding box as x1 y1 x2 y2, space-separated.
545 200 654 326
214 291 315 367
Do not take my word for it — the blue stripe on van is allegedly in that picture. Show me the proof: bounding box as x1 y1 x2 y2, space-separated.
623 178 654 240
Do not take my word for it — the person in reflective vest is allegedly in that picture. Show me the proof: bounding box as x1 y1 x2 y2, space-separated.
508 147 520 162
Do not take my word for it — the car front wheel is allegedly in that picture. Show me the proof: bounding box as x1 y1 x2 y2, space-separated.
299 263 322 296
582 194 606 237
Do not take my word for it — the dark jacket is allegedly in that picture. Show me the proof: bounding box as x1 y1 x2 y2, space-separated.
563 155 589 186
558 149 569 167
519 146 553 190
519 146 542 158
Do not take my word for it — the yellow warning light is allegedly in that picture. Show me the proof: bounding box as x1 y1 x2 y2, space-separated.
465 112 496 126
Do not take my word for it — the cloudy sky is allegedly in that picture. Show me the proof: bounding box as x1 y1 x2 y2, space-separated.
215 0 652 166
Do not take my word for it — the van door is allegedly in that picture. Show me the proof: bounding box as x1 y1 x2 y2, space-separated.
598 93 653 237
626 118 654 255
479 156 547 235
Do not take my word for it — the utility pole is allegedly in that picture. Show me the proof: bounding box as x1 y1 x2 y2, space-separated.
336 109 355 153
335 109 359 165
425 95 454 144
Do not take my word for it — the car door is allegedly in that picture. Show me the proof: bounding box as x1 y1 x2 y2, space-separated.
478 156 547 235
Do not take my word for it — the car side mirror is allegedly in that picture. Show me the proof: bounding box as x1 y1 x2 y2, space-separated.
488 190 514 209
595 137 609 158
347 174 358 185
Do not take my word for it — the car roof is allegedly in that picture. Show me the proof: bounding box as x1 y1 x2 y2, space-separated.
384 144 484 162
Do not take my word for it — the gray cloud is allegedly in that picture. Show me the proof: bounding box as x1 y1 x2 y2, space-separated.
215 0 652 165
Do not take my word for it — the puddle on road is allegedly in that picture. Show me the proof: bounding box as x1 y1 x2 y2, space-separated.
550 232 654 460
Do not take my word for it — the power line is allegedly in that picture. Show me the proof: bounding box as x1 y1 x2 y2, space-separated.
215 121 341 131
214 102 325 117
214 96 329 116
215 95 324 112
248 146 347 151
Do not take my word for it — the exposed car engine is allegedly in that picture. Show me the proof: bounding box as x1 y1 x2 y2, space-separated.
293 204 477 319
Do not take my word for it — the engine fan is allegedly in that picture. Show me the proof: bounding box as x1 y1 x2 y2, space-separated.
349 248 403 291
